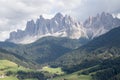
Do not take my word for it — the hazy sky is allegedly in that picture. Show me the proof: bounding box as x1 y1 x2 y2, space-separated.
0 0 120 41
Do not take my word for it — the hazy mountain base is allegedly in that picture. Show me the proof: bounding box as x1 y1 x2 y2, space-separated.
2 37 88 67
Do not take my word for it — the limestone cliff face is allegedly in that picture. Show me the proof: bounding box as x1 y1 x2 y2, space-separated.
6 12 120 44
6 13 86 44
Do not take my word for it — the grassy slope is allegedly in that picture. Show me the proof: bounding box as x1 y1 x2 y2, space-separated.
0 60 33 80
0 60 18 80
0 60 31 72
0 60 17 69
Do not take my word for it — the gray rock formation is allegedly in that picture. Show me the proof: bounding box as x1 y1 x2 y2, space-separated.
6 13 86 44
84 12 120 39
6 12 120 44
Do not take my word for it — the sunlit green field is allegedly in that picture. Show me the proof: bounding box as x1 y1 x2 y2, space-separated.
53 73 92 80
53 72 92 80
41 66 64 75
25 79 38 80
0 76 18 80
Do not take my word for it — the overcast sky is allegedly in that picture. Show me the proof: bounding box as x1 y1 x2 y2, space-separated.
0 0 120 41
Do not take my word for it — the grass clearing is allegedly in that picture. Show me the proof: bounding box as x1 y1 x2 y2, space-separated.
53 73 92 80
0 76 18 80
24 78 38 80
0 60 18 70
41 66 64 75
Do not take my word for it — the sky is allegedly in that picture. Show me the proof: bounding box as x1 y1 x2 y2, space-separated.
0 0 120 41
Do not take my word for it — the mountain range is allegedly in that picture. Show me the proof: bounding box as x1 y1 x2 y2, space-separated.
6 12 120 44
6 13 86 44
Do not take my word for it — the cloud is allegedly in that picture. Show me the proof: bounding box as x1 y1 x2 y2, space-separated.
71 0 120 20
0 31 10 41
0 0 120 41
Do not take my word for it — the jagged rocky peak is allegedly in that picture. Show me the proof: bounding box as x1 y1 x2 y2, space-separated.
38 15 46 21
84 12 120 39
6 12 120 44
84 12 113 25
36 15 46 22
53 13 75 24
64 15 74 24
54 12 63 18
52 13 64 25
6 12 87 44
101 12 113 18
39 15 44 19
25 20 35 31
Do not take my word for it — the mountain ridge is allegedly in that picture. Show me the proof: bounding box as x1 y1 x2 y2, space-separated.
6 13 86 44
6 12 120 44
84 12 120 39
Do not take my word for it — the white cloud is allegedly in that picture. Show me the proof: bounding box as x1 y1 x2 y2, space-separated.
71 0 120 20
0 0 120 41
112 13 120 19
116 14 120 18
0 31 10 41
